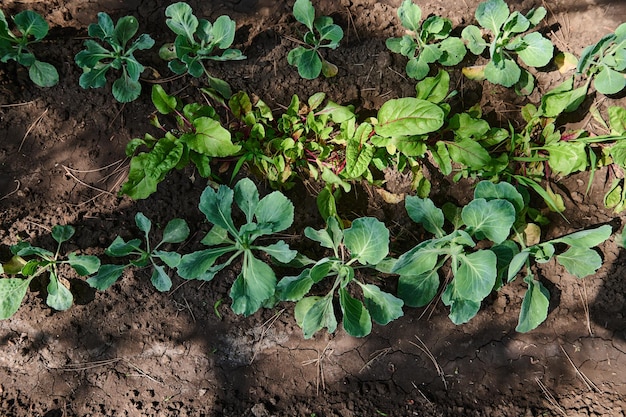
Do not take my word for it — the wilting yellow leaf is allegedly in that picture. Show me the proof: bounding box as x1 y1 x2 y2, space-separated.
462 65 486 81
376 188 405 204
554 52 578 74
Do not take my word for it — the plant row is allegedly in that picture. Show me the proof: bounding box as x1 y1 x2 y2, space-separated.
0 178 614 338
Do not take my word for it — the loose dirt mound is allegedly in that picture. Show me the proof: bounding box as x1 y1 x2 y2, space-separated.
1 0 626 416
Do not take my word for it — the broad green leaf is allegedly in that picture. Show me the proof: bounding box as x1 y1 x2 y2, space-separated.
0 278 32 319
87 264 126 290
255 191 294 233
526 7 547 26
345 139 374 179
484 57 521 87
230 253 276 316
462 25 487 55
299 295 337 339
106 236 141 257
46 274 73 311
234 178 259 223
165 2 198 40
455 250 497 302
442 283 481 324
343 217 389 265
339 288 371 337
405 196 445 237
277 269 314 301
177 247 234 279
375 98 444 137
556 246 602 278
112 73 142 103
491 240 519 287
446 137 492 169
12 242 52 258
292 48 322 80
317 23 343 47
153 250 182 268
181 117 240 157
212 15 236 49
199 184 237 234
594 66 626 95
90 12 115 39
449 113 490 140
114 16 139 47
135 212 152 235
544 142 588 176
507 250 530 282
438 37 467 66
14 10 48 40
151 264 172 292
397 0 422 32
474 181 525 214
305 217 343 252
552 225 612 248
52 225 75 244
29 61 59 87
398 269 440 307
392 240 439 276
475 0 509 34
517 32 553 68
415 70 450 103
516 276 549 332
462 198 515 243
540 77 588 117
162 218 190 244
359 283 404 325
609 106 626 135
502 11 529 34
68 254 101 276
258 241 297 263
151 84 178 114
293 0 315 31
406 57 430 80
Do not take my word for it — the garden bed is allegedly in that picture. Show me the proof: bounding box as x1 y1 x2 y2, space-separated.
1 0 626 416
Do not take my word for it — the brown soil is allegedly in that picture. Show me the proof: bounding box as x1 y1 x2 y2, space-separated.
1 0 626 416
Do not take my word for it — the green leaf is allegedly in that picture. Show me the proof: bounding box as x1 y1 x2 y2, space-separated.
516 275 549 332
293 0 316 31
177 247 234 279
87 264 126 290
594 67 626 95
255 191 295 233
135 212 152 236
345 139 374 179
442 282 481 324
46 273 73 311
114 16 139 47
199 184 237 234
106 236 141 257
234 178 259 223
201 226 231 246
438 37 467 66
446 137 493 169
181 117 240 157
290 48 322 80
277 269 315 301
405 196 445 237
298 295 337 339
517 32 553 68
544 142 588 176
162 218 190 244
556 246 602 278
359 283 404 325
398 270 440 307
52 225 75 244
151 264 172 292
151 84 178 114
68 254 101 276
473 181 525 214
462 25 487 55
392 240 440 276
339 288 372 337
455 250 497 302
609 106 626 135
259 241 298 263
12 242 52 258
305 217 343 252
540 77 588 117
552 225 612 248
165 2 198 40
375 98 444 137
230 252 277 316
508 250 530 282
28 61 59 87
415 70 450 103
112 72 142 103
153 251 182 268
0 278 32 319
462 198 516 243
397 0 422 32
211 15 237 49
484 56 521 87
405 56 430 80
343 217 389 265
14 10 48 40
475 0 509 34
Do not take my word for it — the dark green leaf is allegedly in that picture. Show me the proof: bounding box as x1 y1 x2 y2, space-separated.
359 283 404 325
151 264 172 292
339 288 371 337
68 254 101 276
87 264 126 290
516 275 549 332
0 278 32 319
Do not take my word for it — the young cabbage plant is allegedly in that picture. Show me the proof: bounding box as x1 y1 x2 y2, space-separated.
87 213 190 292
0 225 100 319
75 12 154 102
288 0 343 79
386 0 467 80
461 0 553 93
393 181 611 332
576 22 626 96
277 217 404 338
120 84 240 199
176 178 298 316
0 9 59 87
160 2 246 99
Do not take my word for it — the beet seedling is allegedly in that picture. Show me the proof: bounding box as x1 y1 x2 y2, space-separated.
75 12 154 102
0 226 100 319
0 9 59 87
288 0 343 79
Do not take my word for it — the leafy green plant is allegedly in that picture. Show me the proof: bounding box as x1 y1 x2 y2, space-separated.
277 217 403 338
120 84 240 199
392 181 611 331
461 0 553 93
576 22 626 95
386 0 467 80
288 0 343 79
87 213 190 292
159 2 245 98
75 12 155 102
0 9 59 87
0 225 100 319
176 178 298 316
